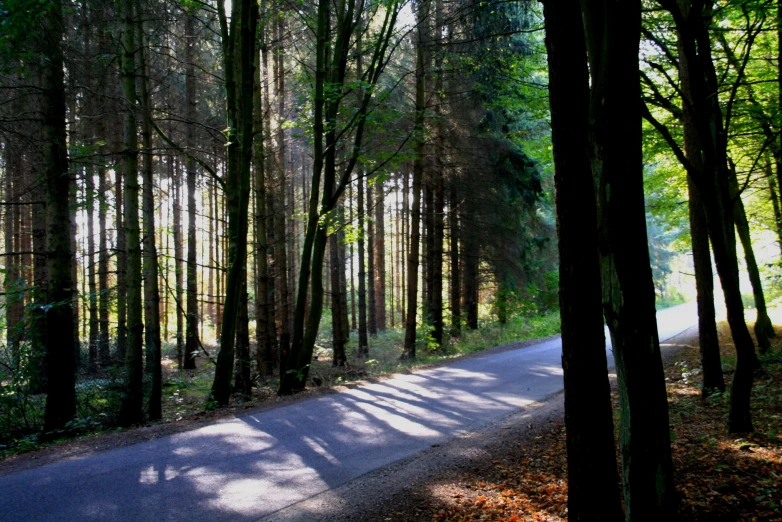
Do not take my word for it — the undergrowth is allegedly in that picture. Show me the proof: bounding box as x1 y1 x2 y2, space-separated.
0 311 561 458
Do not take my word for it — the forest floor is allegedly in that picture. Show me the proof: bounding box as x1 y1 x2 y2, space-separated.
304 320 780 522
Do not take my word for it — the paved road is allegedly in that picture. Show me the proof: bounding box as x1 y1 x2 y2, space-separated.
0 303 697 522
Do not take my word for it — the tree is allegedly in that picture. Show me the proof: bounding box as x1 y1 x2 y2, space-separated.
118 0 144 427
650 0 759 433
210 0 259 406
137 19 162 421
542 1 623 519
279 0 401 393
41 0 76 434
581 0 678 518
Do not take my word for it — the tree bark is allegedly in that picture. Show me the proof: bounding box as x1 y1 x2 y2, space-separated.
183 12 199 371
42 0 77 434
118 0 144 427
358 174 369 355
330 206 348 366
210 0 259 406
137 22 162 421
542 2 623 519
367 181 377 336
173 159 184 369
449 181 460 337
687 176 725 395
374 179 386 331
670 0 757 433
274 14 292 369
729 165 774 352
402 3 428 359
253 44 274 376
582 1 677 518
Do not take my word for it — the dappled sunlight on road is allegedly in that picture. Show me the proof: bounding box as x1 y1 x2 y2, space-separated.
0 305 698 521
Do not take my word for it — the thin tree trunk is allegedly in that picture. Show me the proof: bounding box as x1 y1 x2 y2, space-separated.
274 14 291 368
253 46 274 376
367 182 377 336
172 159 184 369
98 162 110 365
688 176 725 395
463 229 479 330
402 5 428 359
729 165 774 352
358 173 369 355
4 150 20 355
765 161 782 256
330 207 348 366
138 22 162 421
349 182 357 330
183 13 199 371
449 181 460 337
115 144 126 363
86 166 99 373
374 179 386 331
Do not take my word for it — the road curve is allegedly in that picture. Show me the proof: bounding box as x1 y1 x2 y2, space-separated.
0 303 697 522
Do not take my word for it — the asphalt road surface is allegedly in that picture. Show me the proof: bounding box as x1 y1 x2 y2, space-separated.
0 303 698 521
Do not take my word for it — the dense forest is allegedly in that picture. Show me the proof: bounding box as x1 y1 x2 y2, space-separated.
1 0 781 518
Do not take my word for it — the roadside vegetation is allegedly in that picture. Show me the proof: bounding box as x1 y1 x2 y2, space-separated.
0 307 560 458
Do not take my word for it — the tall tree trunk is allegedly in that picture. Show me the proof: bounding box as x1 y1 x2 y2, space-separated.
431 164 444 347
274 14 292 370
542 2 623 519
367 181 377 336
374 179 386 331
349 182 357 330
211 0 258 405
98 163 110 365
449 181 460 337
115 148 126 363
70 165 80 363
358 174 369 355
118 0 144 427
672 0 757 433
582 2 677 518
86 168 99 373
402 3 428 359
183 13 199 371
677 38 725 397
431 0 444 347
137 23 162 421
254 46 274 376
173 160 184 369
423 183 433 322
4 150 21 355
42 0 77 433
687 177 725 395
